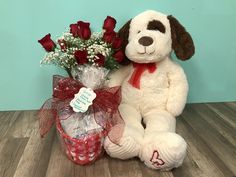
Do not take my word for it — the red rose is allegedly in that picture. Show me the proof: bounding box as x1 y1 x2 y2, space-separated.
94 54 105 66
112 37 122 49
113 50 124 62
74 50 88 65
58 39 67 51
103 16 116 31
103 30 116 44
77 21 91 40
70 23 80 37
38 34 56 52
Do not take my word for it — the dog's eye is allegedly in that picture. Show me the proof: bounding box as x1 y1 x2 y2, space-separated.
147 20 165 33
137 30 141 34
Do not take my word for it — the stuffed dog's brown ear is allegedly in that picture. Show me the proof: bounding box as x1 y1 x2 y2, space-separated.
118 19 132 65
167 15 195 60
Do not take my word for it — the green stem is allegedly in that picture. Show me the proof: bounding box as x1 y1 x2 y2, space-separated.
65 67 73 78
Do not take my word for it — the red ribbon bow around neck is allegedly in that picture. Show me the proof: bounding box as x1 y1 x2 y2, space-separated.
38 75 123 138
128 62 157 89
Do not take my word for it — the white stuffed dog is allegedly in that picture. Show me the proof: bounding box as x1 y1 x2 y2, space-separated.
105 10 195 171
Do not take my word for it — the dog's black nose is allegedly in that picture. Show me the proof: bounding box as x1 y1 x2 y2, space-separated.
138 36 153 46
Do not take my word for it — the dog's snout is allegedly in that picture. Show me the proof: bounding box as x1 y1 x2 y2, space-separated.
138 36 153 46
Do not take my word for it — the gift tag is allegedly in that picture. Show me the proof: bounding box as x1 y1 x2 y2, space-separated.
70 87 96 113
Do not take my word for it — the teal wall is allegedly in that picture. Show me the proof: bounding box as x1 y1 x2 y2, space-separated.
0 0 236 111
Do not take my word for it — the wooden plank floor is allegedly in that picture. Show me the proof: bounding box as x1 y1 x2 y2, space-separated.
0 102 236 177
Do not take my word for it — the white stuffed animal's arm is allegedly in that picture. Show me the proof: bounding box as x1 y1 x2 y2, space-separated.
107 64 132 87
166 63 189 117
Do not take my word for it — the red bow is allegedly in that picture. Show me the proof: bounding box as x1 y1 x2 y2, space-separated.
128 62 157 89
38 75 122 137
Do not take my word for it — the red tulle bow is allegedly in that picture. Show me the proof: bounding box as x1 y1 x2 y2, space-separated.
128 62 157 89
38 75 123 138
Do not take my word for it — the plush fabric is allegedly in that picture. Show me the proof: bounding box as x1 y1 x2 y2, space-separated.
104 10 195 171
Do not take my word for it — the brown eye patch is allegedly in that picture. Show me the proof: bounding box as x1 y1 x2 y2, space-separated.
147 20 166 33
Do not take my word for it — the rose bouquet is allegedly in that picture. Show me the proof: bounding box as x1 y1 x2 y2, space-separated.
38 16 124 165
38 16 124 77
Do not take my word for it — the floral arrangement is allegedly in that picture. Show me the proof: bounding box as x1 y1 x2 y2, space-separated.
38 16 124 165
38 16 124 77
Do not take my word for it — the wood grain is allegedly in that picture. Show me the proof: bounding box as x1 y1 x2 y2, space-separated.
224 102 236 111
0 103 236 177
13 127 54 177
140 162 174 177
45 135 74 177
5 111 37 138
0 111 21 139
91 155 111 177
182 105 236 174
206 103 236 128
0 137 28 177
174 116 234 177
190 103 236 147
108 157 143 177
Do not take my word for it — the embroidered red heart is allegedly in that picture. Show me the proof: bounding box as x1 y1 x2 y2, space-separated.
150 150 165 167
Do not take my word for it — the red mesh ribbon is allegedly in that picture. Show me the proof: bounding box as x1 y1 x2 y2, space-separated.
128 62 157 89
38 75 124 142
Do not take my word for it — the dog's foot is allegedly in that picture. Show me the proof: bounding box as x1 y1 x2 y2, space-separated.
140 132 187 171
104 125 143 159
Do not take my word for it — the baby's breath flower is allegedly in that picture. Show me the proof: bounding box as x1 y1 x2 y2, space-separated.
39 27 120 72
